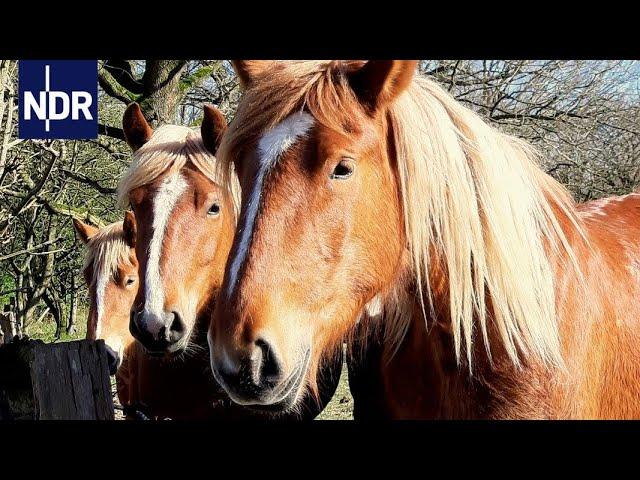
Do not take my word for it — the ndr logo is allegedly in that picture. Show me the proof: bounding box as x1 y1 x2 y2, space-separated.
19 60 98 140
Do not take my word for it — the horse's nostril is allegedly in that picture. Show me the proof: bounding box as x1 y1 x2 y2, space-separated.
165 311 186 344
158 325 167 341
129 310 142 336
169 312 185 334
255 338 282 381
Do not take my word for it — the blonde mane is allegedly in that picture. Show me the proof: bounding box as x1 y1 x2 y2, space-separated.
219 61 585 369
118 124 240 212
83 221 133 288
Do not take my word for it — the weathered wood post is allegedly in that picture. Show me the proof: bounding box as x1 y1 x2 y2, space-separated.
0 304 17 345
0 339 114 420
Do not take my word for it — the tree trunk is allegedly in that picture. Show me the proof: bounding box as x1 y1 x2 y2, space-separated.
21 221 58 332
0 312 17 344
67 277 77 335
98 60 188 138
0 60 16 178
140 60 188 127
43 291 62 339
15 273 28 334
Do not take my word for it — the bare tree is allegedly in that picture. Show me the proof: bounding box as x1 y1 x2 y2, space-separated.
422 60 640 201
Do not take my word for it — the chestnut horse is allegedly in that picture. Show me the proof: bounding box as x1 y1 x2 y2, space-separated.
118 103 340 419
209 60 640 419
73 217 137 379
74 215 224 418
75 214 253 419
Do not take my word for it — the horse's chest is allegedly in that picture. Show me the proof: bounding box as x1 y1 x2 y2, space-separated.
371 322 554 419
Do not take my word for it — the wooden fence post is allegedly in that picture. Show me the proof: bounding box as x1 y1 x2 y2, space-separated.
0 339 114 420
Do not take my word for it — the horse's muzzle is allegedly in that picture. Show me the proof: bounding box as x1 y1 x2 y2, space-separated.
211 341 309 410
129 309 187 354
104 344 121 375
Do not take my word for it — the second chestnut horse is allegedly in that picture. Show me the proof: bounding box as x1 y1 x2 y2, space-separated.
117 102 340 419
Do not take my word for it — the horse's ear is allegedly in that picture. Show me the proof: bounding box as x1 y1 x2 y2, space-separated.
347 60 418 113
123 211 137 248
201 104 227 155
231 60 274 89
122 102 153 151
73 218 98 245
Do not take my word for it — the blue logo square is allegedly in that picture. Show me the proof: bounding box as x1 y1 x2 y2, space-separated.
19 60 98 140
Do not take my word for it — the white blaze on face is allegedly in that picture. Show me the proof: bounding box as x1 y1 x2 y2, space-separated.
94 269 109 339
142 172 188 334
226 112 315 298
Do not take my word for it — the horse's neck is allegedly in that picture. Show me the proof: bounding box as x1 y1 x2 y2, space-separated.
370 191 640 419
376 293 555 419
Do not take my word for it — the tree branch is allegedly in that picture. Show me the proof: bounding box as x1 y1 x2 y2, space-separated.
61 168 117 194
103 60 143 95
98 63 136 105
0 237 62 261
98 123 125 141
39 199 107 227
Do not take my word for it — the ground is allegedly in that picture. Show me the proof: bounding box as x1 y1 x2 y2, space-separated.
29 318 354 420
316 358 354 420
27 316 87 343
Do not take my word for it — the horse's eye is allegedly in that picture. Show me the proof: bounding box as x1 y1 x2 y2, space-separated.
208 202 221 216
125 276 136 286
330 158 355 180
